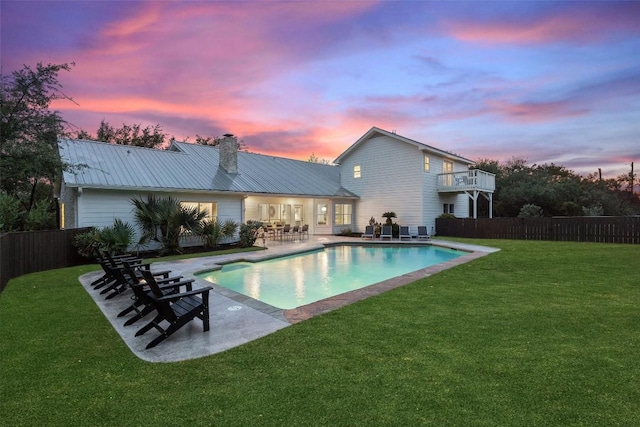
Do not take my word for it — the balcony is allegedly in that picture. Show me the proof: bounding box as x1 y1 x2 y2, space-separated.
437 169 495 193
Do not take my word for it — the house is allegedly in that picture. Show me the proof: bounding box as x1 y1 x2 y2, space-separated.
57 127 494 243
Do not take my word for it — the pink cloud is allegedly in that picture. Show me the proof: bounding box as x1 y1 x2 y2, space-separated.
485 99 589 123
445 3 640 45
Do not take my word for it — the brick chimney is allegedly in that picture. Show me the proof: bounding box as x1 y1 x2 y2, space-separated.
219 133 238 174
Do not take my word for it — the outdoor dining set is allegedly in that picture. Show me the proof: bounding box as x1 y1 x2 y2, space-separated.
264 223 309 241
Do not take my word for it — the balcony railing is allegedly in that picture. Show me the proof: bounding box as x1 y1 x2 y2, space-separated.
437 169 495 193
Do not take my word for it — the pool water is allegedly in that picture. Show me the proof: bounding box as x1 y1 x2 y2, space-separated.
198 245 464 309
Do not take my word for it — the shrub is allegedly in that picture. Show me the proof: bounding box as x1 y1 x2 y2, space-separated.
0 193 21 232
438 213 456 219
72 219 136 258
73 227 102 258
24 199 56 231
338 227 352 236
239 220 263 248
381 211 397 225
582 204 604 216
518 204 544 218
197 218 238 248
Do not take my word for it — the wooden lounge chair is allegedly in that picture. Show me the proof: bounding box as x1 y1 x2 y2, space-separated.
399 226 411 240
361 225 374 239
136 270 212 349
97 257 171 299
116 264 194 326
417 226 431 240
380 225 393 240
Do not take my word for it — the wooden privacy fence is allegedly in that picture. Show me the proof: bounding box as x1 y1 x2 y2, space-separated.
436 217 640 244
0 228 92 293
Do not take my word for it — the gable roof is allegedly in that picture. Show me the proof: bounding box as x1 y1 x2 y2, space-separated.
333 127 475 165
58 139 357 198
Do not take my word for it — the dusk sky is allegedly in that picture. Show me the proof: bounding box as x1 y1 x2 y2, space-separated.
2 1 639 178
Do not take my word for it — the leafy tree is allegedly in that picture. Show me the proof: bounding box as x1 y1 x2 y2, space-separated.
95 120 166 148
190 134 248 151
478 157 640 217
131 195 206 254
0 62 75 230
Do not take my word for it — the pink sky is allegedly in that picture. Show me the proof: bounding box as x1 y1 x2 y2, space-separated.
2 1 639 177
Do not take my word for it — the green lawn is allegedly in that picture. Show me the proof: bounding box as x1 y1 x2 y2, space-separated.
1 240 638 426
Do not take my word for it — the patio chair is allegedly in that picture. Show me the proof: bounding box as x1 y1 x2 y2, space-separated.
399 226 411 240
136 270 213 349
380 225 393 240
291 225 299 240
282 224 292 240
417 226 431 240
300 224 309 239
117 264 194 326
361 225 374 239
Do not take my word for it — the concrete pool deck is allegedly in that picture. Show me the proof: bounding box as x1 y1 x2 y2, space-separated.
78 236 499 363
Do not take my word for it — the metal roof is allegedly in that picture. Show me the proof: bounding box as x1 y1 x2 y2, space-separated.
58 139 358 198
334 127 475 165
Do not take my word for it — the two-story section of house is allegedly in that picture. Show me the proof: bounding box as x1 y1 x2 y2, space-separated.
335 127 494 234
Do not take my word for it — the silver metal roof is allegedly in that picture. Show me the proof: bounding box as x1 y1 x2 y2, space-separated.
58 139 358 198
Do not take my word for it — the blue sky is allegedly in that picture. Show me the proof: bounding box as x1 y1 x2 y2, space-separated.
2 0 639 177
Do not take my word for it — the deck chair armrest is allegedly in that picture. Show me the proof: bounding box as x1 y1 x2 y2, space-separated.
155 275 186 284
157 279 194 292
157 286 212 301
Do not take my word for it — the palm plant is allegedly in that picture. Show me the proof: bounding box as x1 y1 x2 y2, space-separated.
98 218 136 254
197 218 238 249
381 211 397 225
131 195 206 254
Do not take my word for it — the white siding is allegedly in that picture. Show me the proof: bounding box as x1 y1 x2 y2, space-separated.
77 189 243 248
340 135 424 231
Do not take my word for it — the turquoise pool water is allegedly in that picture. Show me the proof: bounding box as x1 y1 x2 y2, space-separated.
198 245 464 310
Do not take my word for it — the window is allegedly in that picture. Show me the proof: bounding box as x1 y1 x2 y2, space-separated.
423 155 430 172
181 202 217 220
353 165 361 178
443 203 455 214
334 203 352 225
316 203 328 225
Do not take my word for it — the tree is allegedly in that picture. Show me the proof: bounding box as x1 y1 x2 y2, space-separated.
308 153 331 164
191 134 248 151
479 157 640 217
95 120 166 148
0 62 75 230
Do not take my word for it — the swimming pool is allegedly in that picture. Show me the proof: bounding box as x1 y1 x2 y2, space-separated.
198 244 464 310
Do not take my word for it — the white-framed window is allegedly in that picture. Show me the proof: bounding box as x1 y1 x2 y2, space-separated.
334 203 352 225
316 203 328 225
181 202 217 220
443 203 455 214
424 155 430 172
353 165 361 178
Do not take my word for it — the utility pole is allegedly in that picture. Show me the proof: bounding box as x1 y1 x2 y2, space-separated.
631 162 635 194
